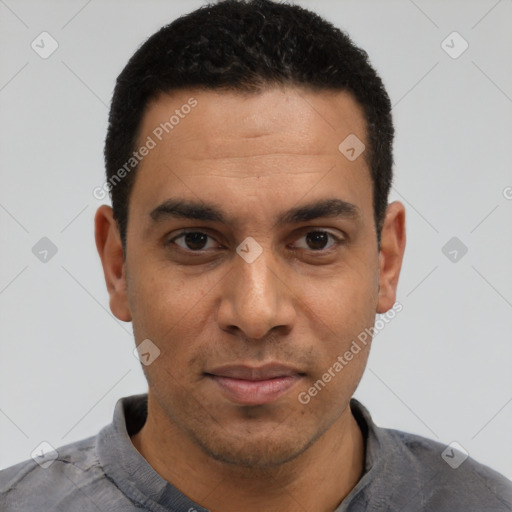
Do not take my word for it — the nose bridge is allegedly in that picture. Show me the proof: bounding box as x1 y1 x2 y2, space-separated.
240 246 276 306
217 238 294 339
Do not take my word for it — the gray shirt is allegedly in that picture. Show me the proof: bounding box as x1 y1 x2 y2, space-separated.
1 393 510 511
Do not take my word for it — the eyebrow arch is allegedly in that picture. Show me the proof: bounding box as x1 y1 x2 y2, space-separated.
277 198 360 225
148 197 361 227
150 199 226 223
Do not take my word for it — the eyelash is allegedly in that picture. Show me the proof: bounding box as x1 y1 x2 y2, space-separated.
167 229 345 254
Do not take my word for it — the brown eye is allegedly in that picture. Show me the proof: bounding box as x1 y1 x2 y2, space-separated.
170 231 217 251
306 231 329 250
184 232 208 250
294 230 342 251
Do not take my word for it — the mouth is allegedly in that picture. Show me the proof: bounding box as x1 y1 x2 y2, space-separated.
205 363 305 406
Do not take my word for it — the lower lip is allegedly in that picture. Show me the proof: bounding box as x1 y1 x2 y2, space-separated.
208 375 301 405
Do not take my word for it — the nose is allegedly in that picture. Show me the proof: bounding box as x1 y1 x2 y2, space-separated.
216 243 296 341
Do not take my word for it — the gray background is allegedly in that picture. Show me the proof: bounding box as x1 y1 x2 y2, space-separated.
1 0 511 479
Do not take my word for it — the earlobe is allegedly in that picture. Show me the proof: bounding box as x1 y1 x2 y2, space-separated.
376 201 406 314
94 205 132 322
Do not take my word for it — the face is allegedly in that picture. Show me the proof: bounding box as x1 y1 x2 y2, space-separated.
96 86 405 468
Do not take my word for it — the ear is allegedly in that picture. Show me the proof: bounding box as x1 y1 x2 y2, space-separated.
376 201 406 314
94 205 132 322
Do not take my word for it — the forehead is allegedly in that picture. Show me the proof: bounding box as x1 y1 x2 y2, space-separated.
139 86 367 167
129 86 372 224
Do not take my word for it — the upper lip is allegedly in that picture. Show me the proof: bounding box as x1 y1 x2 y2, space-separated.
206 363 304 381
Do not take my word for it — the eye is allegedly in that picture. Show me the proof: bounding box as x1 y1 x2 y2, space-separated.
169 230 220 251
292 230 343 251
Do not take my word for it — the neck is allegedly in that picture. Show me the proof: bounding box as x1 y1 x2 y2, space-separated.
131 393 365 512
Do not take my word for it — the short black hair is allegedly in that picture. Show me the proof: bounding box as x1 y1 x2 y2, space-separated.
104 0 394 253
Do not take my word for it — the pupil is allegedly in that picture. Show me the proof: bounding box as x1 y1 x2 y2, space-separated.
307 231 328 250
185 232 207 250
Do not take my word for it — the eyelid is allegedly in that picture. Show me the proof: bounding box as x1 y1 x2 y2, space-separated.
168 229 222 248
289 229 345 251
166 228 345 253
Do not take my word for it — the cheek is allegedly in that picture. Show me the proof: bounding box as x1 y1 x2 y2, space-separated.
298 280 375 408
128 263 187 338
295 262 378 383
302 261 378 328
128 262 222 361
129 274 215 396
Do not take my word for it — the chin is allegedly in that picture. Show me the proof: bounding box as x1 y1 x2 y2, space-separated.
187 421 321 469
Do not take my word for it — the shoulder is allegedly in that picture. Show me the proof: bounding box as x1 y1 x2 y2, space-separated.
349 400 511 511
385 427 512 511
0 434 120 511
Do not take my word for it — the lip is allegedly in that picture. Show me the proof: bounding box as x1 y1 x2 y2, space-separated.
205 364 305 405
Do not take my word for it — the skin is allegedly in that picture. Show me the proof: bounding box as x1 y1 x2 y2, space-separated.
95 86 406 512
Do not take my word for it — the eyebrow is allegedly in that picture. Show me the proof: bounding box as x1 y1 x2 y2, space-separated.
278 198 360 224
150 199 226 223
149 197 361 227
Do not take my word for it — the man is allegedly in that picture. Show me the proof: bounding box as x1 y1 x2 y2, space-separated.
1 0 510 510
